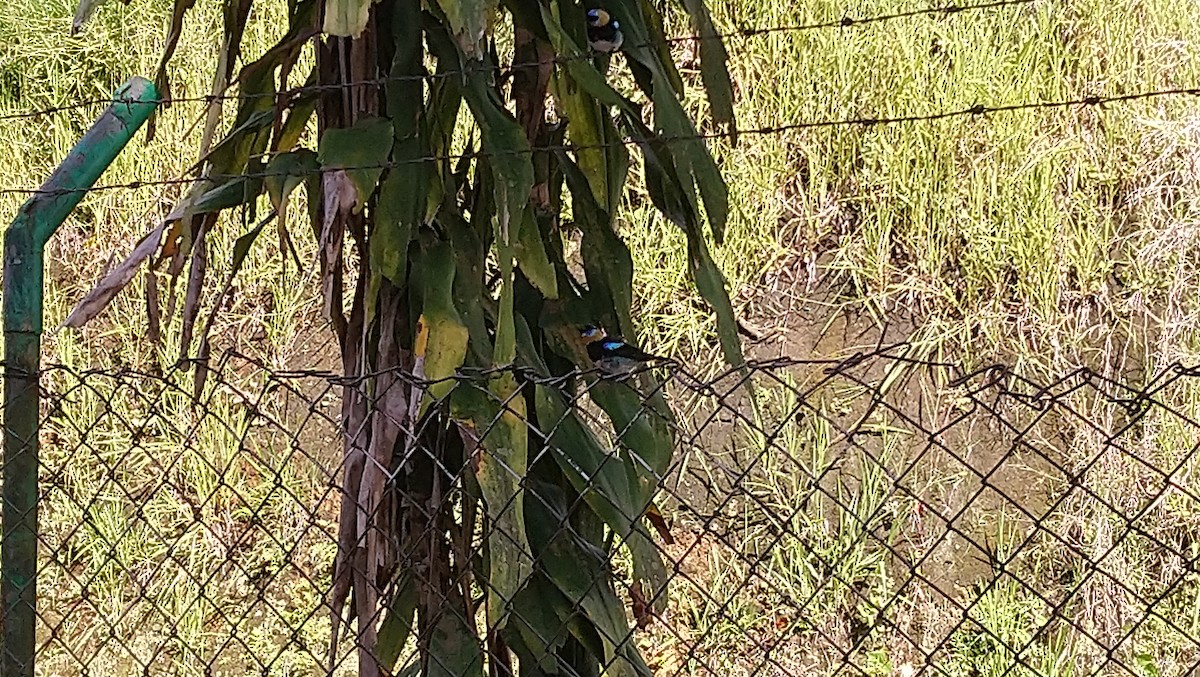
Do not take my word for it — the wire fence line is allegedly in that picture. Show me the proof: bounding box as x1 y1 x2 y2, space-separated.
1 85 1198 199
12 342 1200 675
0 0 1040 124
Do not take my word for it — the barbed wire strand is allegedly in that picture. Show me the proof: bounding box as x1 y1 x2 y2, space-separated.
1 85 1196 198
0 0 1037 123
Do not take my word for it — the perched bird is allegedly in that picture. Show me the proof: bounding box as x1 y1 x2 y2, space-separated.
581 326 664 375
586 9 624 53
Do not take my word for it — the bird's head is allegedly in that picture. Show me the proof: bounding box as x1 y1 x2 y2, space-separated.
586 8 612 27
580 325 605 343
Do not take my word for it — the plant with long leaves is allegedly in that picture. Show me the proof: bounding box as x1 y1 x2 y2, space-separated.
70 0 742 673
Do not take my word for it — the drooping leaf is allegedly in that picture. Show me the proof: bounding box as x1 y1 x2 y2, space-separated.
628 116 745 371
62 220 168 329
373 171 419 285
71 0 125 36
418 241 470 406
318 116 395 213
198 46 282 178
452 379 533 630
506 576 571 672
188 210 276 394
146 0 197 139
422 13 466 220
427 604 485 677
608 0 729 243
525 480 653 677
195 0 254 154
377 574 418 672
557 151 634 336
189 175 264 214
512 203 557 298
464 67 537 362
678 0 737 142
540 3 637 114
637 0 684 97
264 149 317 236
228 215 270 270
374 0 428 285
432 0 495 57
324 0 375 36
274 71 320 151
689 231 744 372
587 380 673 482
532 387 642 536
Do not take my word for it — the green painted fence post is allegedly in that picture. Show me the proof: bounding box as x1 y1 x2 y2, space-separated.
2 76 157 677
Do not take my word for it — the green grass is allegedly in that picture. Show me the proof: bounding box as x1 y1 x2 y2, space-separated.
4 0 1200 673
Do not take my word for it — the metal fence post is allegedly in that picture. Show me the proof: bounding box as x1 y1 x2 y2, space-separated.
2 76 157 677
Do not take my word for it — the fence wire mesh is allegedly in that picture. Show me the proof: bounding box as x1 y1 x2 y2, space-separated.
10 343 1200 676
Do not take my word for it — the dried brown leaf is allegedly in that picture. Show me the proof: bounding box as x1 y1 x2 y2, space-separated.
61 221 168 329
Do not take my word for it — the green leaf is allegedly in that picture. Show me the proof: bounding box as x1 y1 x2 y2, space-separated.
581 377 674 612
377 575 418 671
419 241 469 405
653 87 728 244
513 203 558 298
317 116 394 213
540 4 637 113
201 51 281 176
264 149 318 212
230 217 269 269
678 0 737 141
379 0 428 279
275 67 320 152
557 151 634 336
451 378 533 630
464 67 535 364
525 480 653 677
637 0 684 97
623 114 695 231
607 0 729 243
587 381 673 482
323 0 374 36
534 387 638 531
373 169 420 285
190 175 264 214
423 15 466 222
507 576 571 672
690 232 745 372
427 604 485 677
146 0 198 140
438 207 493 363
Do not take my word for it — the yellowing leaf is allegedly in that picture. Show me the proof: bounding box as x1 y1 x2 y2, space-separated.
323 0 375 36
432 0 496 57
419 242 470 406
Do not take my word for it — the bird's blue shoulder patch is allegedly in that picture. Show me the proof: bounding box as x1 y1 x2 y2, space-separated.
601 340 625 350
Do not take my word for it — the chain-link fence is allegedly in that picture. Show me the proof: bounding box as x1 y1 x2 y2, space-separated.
6 343 1200 676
